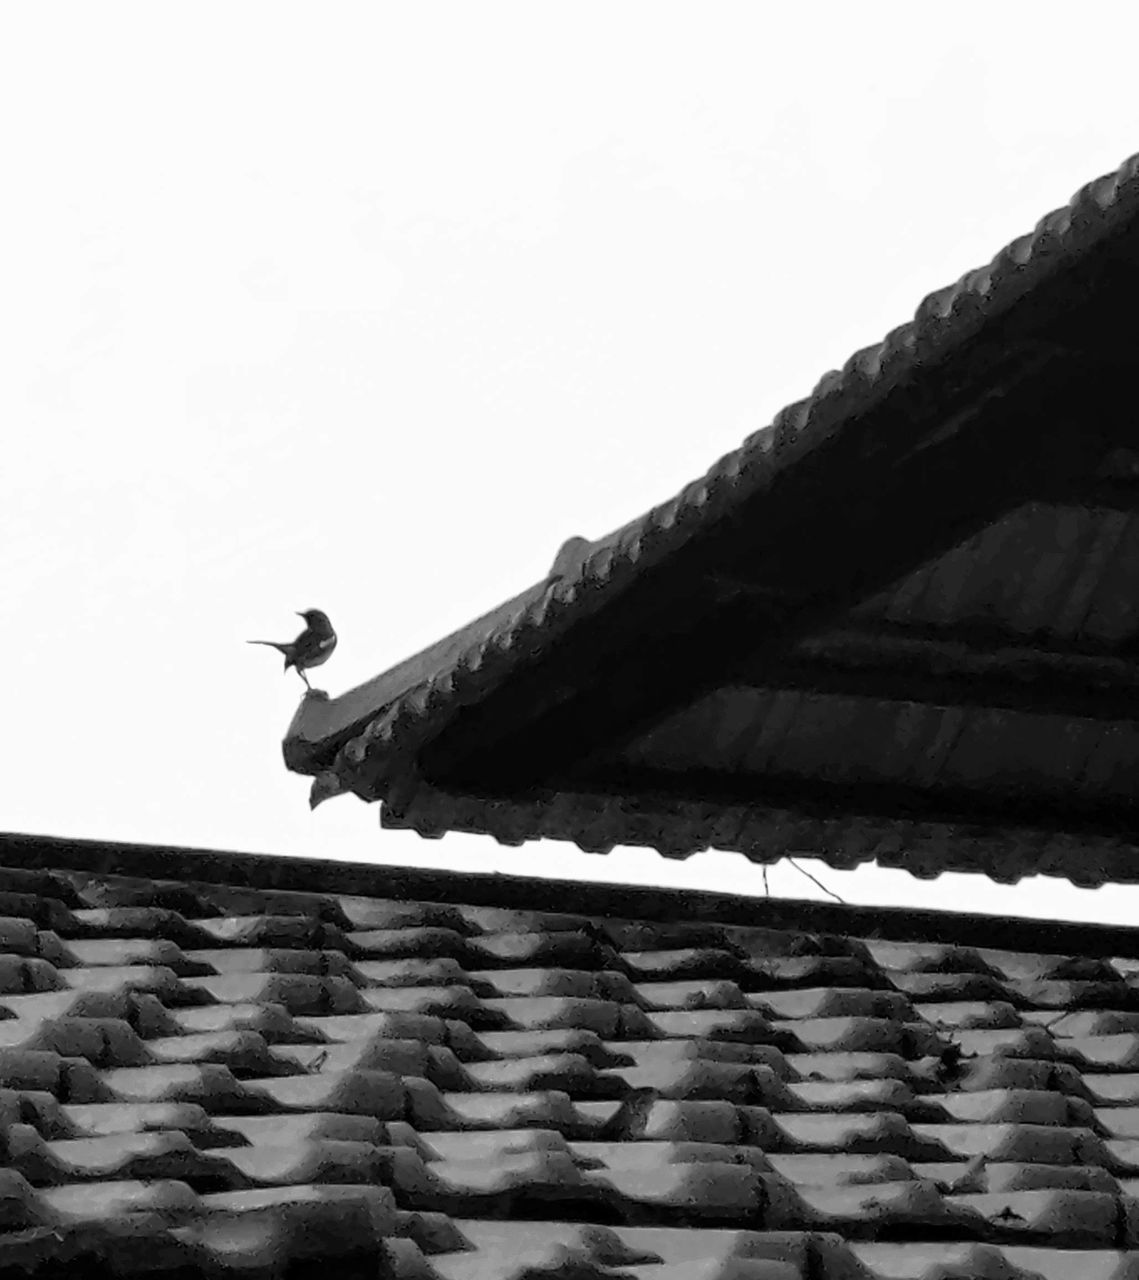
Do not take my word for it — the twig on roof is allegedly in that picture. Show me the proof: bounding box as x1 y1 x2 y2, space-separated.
762 864 769 897
786 857 846 905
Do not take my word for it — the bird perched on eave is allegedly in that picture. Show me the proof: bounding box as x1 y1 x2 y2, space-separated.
248 609 337 691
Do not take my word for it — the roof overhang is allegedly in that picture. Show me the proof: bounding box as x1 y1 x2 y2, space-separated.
284 151 1139 888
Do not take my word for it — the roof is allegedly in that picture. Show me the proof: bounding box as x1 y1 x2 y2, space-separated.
284 149 1139 888
13 829 1139 1277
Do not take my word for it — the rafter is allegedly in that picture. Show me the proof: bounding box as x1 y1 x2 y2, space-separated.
723 622 1139 721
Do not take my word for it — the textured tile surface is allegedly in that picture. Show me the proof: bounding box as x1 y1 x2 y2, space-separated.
4 859 1139 1276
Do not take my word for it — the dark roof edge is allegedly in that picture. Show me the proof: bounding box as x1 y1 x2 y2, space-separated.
381 781 1139 892
5 829 1138 958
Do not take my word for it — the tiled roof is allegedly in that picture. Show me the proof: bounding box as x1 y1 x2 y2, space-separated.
9 833 1139 1277
286 149 1139 809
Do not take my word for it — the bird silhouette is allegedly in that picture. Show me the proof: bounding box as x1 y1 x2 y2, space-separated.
248 609 337 691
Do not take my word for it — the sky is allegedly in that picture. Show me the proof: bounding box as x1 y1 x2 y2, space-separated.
5 2 1139 924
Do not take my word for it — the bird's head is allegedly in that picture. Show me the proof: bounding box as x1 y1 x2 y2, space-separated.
298 609 331 628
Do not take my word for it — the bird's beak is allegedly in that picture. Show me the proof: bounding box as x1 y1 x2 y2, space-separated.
296 611 307 618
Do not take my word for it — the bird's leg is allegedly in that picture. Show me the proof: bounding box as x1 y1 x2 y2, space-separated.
299 669 312 690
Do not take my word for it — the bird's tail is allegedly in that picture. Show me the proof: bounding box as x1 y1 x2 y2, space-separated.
247 640 289 652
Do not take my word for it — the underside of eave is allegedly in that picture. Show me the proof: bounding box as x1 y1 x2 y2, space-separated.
419 340 1139 785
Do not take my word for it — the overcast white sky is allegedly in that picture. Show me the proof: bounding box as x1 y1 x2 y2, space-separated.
5 3 1139 924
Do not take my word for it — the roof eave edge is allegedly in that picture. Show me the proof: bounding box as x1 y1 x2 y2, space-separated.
381 780 1139 892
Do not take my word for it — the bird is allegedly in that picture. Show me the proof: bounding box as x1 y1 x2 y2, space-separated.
248 609 337 691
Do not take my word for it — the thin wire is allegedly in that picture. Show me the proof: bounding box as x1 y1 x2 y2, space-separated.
787 857 846 904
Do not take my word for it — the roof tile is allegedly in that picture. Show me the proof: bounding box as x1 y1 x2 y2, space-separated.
28 1130 247 1188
